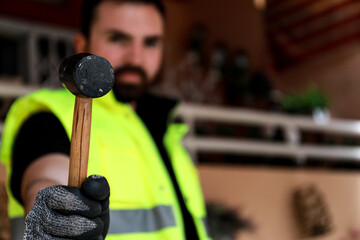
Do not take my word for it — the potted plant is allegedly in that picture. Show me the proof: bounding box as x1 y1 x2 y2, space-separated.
280 84 329 116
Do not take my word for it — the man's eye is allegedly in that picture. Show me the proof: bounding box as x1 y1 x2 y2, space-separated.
145 38 161 48
109 34 128 44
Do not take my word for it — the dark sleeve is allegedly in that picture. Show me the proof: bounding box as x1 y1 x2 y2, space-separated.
11 112 70 205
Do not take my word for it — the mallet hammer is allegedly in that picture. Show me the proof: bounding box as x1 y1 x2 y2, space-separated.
59 53 114 187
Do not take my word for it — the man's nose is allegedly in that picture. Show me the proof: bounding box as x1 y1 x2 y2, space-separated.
126 43 144 66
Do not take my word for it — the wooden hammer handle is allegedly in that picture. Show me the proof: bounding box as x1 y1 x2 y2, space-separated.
68 96 92 187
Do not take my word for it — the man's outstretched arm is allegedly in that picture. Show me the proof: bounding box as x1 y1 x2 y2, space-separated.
20 153 69 215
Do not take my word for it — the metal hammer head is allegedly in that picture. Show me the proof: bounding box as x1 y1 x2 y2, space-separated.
59 53 114 98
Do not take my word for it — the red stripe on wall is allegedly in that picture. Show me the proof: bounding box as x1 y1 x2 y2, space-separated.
267 0 356 33
293 29 360 61
265 0 360 69
276 13 360 48
266 0 325 21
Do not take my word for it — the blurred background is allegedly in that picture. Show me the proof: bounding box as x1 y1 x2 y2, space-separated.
2 0 360 239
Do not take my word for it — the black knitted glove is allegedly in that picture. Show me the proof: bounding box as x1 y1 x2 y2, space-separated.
24 175 110 240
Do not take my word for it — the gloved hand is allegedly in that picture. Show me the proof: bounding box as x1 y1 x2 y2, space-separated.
24 175 110 240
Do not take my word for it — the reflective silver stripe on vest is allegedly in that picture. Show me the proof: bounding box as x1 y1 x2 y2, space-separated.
108 205 176 234
202 217 210 237
10 217 25 240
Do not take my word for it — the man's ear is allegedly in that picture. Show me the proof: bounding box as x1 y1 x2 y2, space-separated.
74 33 88 53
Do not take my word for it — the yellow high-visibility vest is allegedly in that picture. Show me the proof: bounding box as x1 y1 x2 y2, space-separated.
1 89 210 240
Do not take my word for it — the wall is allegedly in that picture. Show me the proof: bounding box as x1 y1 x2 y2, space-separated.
199 165 360 240
0 0 82 29
0 163 9 240
0 163 5 183
163 0 268 70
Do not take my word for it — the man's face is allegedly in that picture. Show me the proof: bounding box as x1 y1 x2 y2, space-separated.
85 2 164 102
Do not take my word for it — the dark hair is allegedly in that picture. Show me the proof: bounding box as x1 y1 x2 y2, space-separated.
81 0 166 38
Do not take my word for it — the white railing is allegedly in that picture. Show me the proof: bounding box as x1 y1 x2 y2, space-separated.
0 80 40 98
1 100 360 163
175 103 360 162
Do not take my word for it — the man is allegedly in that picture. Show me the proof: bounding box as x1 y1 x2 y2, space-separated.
0 0 209 239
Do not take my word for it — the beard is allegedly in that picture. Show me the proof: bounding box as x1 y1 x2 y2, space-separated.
112 65 149 103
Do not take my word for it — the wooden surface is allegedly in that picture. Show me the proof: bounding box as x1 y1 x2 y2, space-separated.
68 96 92 187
